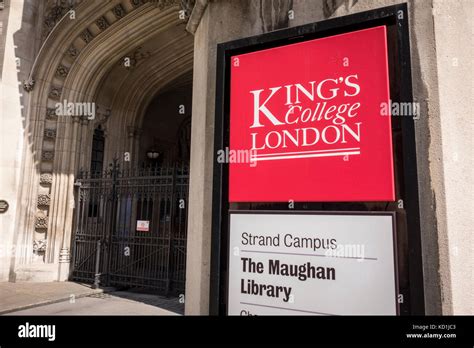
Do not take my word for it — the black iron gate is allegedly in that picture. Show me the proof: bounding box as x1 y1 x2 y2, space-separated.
70 161 188 296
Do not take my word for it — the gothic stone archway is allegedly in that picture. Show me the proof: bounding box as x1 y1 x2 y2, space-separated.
70 84 193 295
13 0 194 287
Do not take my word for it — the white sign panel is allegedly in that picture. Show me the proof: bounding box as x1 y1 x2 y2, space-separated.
228 212 397 315
136 220 150 232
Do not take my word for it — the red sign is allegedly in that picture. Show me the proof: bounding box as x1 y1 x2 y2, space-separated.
229 26 394 202
136 220 150 232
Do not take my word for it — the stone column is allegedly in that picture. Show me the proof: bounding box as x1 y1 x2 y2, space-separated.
0 0 42 281
127 126 142 167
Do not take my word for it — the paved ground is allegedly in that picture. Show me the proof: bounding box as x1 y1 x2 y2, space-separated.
0 282 183 315
7 292 183 315
0 281 107 314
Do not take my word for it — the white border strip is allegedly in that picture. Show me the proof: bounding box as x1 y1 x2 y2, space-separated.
253 147 361 158
253 150 360 161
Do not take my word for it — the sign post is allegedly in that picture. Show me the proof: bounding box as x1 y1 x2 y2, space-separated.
211 3 424 316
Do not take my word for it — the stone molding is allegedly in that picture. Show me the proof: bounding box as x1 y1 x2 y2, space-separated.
23 78 35 92
44 128 57 139
56 64 69 78
46 108 58 120
33 239 47 253
40 173 53 185
49 86 62 100
119 46 151 70
43 0 82 38
37 194 51 207
127 126 143 139
80 28 94 44
35 215 48 229
96 16 109 31
186 0 207 35
67 45 79 58
113 4 126 19
41 151 54 161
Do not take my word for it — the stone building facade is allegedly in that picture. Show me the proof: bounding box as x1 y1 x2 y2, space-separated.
0 0 472 315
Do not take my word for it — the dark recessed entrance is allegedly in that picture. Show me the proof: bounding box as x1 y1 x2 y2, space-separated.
70 85 192 296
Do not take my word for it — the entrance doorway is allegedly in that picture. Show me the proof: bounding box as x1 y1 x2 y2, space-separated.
70 86 192 296
71 162 188 295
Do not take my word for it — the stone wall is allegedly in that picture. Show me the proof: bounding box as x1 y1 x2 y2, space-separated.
431 0 473 315
0 0 43 281
186 0 473 315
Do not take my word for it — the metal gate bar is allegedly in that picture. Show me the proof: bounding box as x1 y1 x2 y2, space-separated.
71 161 189 296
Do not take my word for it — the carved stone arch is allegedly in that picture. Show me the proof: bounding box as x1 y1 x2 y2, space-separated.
14 0 112 268
96 37 193 167
14 0 196 280
108 64 194 166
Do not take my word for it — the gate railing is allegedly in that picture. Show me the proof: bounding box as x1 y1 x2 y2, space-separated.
70 161 189 296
